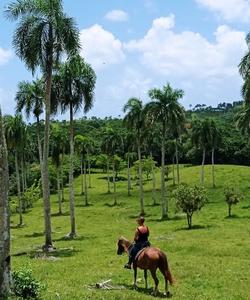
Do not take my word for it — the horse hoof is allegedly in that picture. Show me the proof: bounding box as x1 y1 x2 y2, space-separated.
164 291 172 298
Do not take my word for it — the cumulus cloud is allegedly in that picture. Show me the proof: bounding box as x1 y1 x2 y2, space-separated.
0 47 12 65
80 24 125 70
196 0 250 22
125 15 247 79
105 9 128 22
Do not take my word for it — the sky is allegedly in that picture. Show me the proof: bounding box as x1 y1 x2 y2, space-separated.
0 0 250 119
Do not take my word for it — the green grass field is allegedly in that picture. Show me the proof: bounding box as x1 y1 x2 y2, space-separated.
10 165 250 299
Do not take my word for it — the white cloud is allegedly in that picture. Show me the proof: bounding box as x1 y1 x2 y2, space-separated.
125 15 247 79
196 0 250 22
0 47 12 65
80 24 125 70
105 9 128 22
0 88 15 115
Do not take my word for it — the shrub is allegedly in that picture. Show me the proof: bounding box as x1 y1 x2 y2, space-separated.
224 185 242 217
12 267 45 299
173 184 208 229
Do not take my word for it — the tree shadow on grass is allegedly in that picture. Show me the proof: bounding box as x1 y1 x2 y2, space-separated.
104 202 124 207
75 203 94 208
24 232 44 238
53 235 96 242
225 214 250 219
242 205 250 209
122 284 171 298
175 224 214 231
147 215 184 223
51 212 70 217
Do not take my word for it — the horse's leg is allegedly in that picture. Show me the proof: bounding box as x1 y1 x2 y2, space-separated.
133 266 137 289
150 269 159 296
144 269 148 289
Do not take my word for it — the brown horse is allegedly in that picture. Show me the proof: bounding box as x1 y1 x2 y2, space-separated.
117 236 174 296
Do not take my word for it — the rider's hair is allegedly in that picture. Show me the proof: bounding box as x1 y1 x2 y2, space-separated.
137 216 145 224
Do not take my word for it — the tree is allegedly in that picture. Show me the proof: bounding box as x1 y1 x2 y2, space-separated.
224 185 242 217
58 55 96 237
209 120 221 188
173 185 208 229
146 83 185 219
4 114 26 226
16 79 44 169
74 134 92 206
123 98 145 215
101 127 123 205
125 152 137 196
6 0 80 250
0 110 11 297
191 118 211 186
50 124 66 214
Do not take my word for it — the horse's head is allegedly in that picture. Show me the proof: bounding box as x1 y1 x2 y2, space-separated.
117 237 125 255
117 236 131 255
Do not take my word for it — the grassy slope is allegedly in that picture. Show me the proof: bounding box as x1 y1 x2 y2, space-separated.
11 165 250 300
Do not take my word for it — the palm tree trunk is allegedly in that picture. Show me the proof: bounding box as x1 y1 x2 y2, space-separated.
84 159 88 206
113 160 117 205
0 114 11 297
161 126 167 219
61 150 65 202
36 116 43 172
175 140 180 185
15 152 23 226
138 143 144 215
88 153 91 188
81 153 84 195
57 167 62 215
42 59 53 250
201 148 206 186
20 156 26 212
107 158 111 193
127 155 131 196
172 157 176 186
69 103 76 238
151 153 156 205
212 148 215 188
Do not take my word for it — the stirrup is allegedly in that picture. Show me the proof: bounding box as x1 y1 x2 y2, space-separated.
124 263 131 269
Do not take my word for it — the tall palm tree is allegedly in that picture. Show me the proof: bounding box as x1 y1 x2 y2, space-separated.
191 118 211 186
4 115 26 226
16 79 44 168
123 98 146 215
101 127 123 206
0 109 11 297
6 0 80 249
209 120 221 188
57 55 96 238
74 134 92 206
50 124 65 215
146 83 185 219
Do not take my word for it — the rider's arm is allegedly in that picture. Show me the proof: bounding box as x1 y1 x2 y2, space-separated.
133 229 139 241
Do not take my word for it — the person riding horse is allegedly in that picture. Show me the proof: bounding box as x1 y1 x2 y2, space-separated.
124 216 150 269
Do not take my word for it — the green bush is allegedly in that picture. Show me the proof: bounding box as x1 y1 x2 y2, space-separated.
12 267 45 299
173 184 208 229
224 185 242 217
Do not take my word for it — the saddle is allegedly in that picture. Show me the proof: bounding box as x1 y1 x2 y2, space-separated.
134 245 150 261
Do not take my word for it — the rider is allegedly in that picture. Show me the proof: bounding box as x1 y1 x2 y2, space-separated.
124 216 150 269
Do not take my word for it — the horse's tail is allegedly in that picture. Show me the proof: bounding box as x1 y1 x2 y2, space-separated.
159 252 174 285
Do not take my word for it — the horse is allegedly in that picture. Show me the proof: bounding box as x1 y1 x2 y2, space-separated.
117 236 174 297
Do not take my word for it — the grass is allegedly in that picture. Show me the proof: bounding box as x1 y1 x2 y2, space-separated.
10 165 250 299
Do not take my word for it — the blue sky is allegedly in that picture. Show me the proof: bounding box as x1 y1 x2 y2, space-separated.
0 0 250 119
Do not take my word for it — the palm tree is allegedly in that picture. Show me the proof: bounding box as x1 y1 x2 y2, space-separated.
57 55 96 237
16 79 44 168
50 124 66 214
123 98 145 215
191 118 211 186
146 83 185 219
4 114 26 226
101 127 123 205
6 0 80 250
209 120 221 188
74 134 92 206
0 109 11 297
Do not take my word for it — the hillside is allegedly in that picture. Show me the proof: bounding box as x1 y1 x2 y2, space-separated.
10 164 250 299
